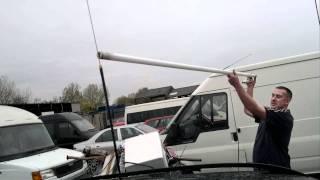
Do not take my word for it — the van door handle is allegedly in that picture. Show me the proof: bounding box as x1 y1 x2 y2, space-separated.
237 128 241 133
231 132 238 141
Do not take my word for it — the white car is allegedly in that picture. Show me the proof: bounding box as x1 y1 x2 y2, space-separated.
73 123 157 152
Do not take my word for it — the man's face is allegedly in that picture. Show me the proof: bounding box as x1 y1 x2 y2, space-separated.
270 88 290 109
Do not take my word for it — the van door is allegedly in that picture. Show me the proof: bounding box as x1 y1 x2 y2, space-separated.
165 90 239 164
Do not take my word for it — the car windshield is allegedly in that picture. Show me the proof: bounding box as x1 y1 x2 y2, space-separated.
135 123 158 133
0 123 55 162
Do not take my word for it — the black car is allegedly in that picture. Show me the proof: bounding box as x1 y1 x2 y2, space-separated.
39 112 99 149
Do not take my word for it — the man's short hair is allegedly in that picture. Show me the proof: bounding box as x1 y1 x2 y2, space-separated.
276 86 292 100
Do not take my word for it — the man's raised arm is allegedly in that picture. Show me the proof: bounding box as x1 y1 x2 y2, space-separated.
227 71 266 120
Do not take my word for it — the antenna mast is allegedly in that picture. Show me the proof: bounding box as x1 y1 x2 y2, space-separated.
98 51 256 77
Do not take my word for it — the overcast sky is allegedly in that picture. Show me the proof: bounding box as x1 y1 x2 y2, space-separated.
0 0 319 103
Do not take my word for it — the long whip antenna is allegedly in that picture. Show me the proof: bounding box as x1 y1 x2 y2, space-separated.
315 0 320 26
223 54 252 70
85 0 122 175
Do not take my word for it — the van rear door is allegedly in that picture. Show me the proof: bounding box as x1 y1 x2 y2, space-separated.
165 89 239 164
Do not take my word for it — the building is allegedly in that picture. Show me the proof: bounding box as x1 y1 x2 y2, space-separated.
134 85 198 104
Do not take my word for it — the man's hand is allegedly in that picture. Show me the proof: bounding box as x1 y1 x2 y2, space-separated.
244 76 256 89
227 70 241 88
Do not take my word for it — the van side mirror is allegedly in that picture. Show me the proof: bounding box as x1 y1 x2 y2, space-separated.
164 123 179 146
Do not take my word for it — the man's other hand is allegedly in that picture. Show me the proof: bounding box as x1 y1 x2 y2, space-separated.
227 70 241 88
244 76 256 89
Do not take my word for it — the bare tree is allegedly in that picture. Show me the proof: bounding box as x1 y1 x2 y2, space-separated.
0 75 32 104
81 84 104 112
61 82 82 103
114 93 135 106
12 88 32 103
113 87 148 105
0 76 15 103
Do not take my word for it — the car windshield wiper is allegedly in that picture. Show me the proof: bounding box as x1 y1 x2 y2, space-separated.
22 145 57 156
0 145 57 162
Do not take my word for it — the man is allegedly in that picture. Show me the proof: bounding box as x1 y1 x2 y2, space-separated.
227 71 293 168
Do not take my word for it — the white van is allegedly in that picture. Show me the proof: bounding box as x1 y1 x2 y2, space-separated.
164 52 320 175
0 105 88 180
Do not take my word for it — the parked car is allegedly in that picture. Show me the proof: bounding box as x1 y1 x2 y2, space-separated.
73 123 157 152
144 115 174 133
39 112 99 149
113 121 126 127
0 105 88 179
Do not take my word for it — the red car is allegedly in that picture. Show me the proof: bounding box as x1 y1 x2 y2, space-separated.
144 115 174 133
113 121 125 127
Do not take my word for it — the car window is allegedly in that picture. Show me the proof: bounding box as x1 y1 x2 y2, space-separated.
146 120 159 128
135 124 158 133
95 129 118 142
120 127 142 140
158 117 172 128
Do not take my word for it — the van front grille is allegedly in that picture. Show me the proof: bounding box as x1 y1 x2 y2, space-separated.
53 160 83 178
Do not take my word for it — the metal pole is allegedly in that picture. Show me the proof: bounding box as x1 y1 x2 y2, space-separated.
97 51 256 77
98 64 122 175
85 0 122 175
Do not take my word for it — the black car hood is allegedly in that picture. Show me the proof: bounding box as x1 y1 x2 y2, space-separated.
80 163 316 180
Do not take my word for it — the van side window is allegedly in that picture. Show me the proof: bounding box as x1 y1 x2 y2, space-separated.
58 122 78 138
174 93 228 143
96 129 118 142
200 93 228 131
127 106 181 124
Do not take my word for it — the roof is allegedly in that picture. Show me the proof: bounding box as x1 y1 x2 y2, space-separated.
135 86 173 99
0 105 41 127
39 112 83 121
193 51 320 95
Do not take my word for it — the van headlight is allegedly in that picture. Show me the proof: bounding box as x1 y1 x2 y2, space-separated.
32 169 56 180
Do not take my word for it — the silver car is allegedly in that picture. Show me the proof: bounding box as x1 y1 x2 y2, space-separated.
73 123 157 152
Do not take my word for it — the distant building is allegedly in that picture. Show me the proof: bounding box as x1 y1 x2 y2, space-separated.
3 103 79 116
168 85 199 98
134 85 198 104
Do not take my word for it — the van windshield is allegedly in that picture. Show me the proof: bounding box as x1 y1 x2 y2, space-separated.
70 118 96 132
0 123 55 162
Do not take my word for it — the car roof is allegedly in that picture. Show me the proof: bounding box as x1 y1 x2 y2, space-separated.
0 105 41 127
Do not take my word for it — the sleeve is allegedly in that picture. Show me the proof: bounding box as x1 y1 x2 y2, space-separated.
254 116 261 123
254 106 268 123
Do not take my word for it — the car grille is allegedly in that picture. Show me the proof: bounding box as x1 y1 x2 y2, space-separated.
53 160 83 178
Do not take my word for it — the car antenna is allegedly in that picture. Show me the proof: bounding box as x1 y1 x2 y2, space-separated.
85 0 122 176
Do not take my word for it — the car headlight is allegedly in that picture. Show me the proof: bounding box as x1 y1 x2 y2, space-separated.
32 169 56 180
